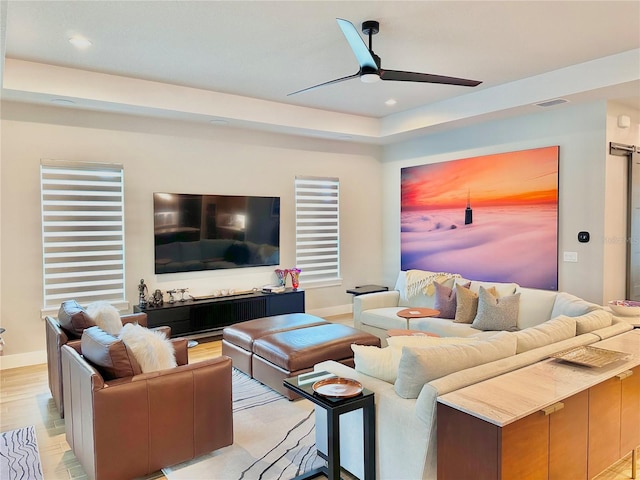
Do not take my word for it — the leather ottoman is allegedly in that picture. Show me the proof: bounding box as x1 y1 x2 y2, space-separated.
251 323 381 399
221 313 329 376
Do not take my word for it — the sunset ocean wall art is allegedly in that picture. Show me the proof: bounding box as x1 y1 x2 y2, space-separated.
401 146 559 290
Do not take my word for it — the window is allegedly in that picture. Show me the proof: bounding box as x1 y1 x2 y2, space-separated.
294 176 340 284
40 161 126 312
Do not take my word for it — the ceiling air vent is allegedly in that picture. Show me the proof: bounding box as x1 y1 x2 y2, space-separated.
535 98 569 108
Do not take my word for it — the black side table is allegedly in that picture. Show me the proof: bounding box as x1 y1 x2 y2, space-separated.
283 371 376 480
346 284 389 296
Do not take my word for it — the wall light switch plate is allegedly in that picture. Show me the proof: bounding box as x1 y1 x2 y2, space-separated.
563 251 578 262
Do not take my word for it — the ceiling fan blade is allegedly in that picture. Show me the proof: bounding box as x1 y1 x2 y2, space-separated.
336 18 378 71
380 69 482 87
287 71 361 96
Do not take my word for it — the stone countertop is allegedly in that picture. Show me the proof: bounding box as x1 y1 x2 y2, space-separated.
437 330 640 427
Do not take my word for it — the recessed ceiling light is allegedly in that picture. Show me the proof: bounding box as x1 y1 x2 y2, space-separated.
210 119 229 126
385 99 397 106
68 36 92 48
51 98 75 105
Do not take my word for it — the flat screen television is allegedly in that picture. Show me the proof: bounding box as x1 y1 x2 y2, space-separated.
153 193 280 274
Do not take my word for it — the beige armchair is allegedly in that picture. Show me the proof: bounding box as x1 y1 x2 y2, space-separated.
61 335 233 480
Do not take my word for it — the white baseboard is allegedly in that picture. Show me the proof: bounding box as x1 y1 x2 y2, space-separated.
308 303 352 319
0 350 47 370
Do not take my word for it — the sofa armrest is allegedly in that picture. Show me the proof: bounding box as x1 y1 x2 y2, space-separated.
593 316 634 339
353 291 400 325
122 312 148 328
151 325 172 338
170 337 189 366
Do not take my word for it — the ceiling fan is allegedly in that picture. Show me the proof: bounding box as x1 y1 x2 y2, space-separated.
288 18 482 96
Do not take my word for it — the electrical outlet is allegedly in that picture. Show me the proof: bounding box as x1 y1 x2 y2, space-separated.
563 251 578 262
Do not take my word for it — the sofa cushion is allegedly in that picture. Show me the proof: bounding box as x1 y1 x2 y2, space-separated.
394 331 517 399
86 301 123 336
81 326 141 380
471 286 520 332
359 308 408 330
551 292 600 318
516 287 558 330
353 336 478 384
512 315 577 354
574 309 613 335
119 323 177 373
58 300 97 339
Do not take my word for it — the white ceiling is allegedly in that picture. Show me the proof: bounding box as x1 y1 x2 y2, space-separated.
1 1 639 143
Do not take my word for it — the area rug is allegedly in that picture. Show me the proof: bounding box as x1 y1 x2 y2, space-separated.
163 369 326 479
0 425 43 480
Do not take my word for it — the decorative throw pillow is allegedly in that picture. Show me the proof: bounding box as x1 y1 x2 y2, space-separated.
352 344 400 384
471 286 521 332
81 326 141 380
119 323 177 373
394 332 517 399
353 336 478 384
57 300 96 339
454 285 496 324
86 301 123 336
434 281 456 319
574 309 612 335
512 315 577 354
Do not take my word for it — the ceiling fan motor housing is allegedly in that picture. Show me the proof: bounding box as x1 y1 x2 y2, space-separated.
362 20 379 36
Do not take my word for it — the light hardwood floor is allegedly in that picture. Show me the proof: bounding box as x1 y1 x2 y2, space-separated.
0 315 637 480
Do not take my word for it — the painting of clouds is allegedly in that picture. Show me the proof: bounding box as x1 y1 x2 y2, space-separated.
401 146 559 290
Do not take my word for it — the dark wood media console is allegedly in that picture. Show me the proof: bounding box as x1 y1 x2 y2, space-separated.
134 288 305 336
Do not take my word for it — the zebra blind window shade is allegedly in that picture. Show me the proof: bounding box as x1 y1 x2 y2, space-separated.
295 176 340 284
40 162 125 309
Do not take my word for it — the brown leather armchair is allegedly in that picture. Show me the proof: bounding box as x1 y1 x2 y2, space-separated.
61 340 233 480
45 307 151 418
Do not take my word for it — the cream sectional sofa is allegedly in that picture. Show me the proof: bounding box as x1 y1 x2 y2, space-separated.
354 270 607 345
313 271 633 479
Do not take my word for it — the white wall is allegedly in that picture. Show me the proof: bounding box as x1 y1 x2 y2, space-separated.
0 101 383 366
381 101 617 304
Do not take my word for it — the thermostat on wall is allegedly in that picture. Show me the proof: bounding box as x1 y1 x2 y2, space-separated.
578 231 590 243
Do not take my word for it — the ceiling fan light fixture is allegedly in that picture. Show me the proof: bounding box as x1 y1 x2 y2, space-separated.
360 73 380 84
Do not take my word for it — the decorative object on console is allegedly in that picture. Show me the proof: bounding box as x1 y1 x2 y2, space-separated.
400 146 560 290
167 289 177 304
289 267 301 290
138 278 148 308
275 268 289 287
178 288 189 301
149 289 164 307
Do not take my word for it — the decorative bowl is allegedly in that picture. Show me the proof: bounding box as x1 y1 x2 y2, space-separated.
608 300 640 317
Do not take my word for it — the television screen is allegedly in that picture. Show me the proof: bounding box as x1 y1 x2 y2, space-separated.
153 193 280 274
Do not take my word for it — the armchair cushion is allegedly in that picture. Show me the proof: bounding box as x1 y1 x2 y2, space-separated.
86 301 123 336
119 323 177 373
81 326 142 380
58 300 96 339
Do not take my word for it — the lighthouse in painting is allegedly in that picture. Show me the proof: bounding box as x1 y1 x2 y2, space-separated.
464 189 473 225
